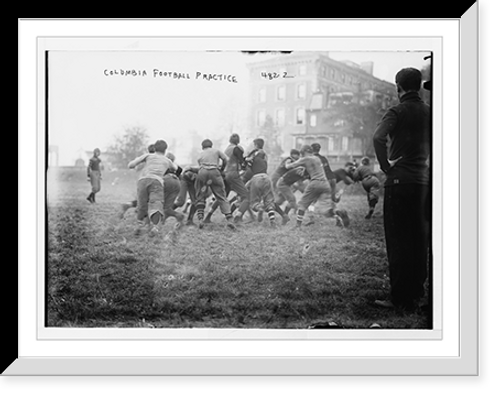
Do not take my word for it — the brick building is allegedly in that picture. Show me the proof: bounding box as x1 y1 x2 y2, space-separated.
247 52 397 164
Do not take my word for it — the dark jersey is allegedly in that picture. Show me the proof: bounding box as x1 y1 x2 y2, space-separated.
246 149 268 175
314 153 334 180
353 165 374 181
281 167 309 186
88 156 101 171
331 168 353 184
273 156 294 178
224 144 246 174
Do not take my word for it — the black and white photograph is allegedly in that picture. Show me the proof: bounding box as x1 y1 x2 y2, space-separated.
45 47 434 331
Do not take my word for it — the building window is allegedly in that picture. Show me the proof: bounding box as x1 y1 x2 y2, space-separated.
328 136 335 152
298 64 307 75
296 108 305 125
276 108 285 127
258 87 266 103
330 136 340 151
257 110 266 127
305 136 316 146
352 137 362 153
297 83 306 99
277 85 286 101
310 114 317 127
342 136 349 151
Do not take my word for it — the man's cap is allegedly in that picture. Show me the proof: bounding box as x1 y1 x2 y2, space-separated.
311 143 321 152
201 139 213 148
154 140 168 153
229 133 240 144
253 138 265 148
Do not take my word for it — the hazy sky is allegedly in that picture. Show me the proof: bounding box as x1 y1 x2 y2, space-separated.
48 51 254 165
48 50 430 166
328 51 430 82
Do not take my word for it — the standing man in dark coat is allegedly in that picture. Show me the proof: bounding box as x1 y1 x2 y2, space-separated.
373 67 431 311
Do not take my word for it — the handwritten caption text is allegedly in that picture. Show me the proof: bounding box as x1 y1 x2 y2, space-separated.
103 68 238 83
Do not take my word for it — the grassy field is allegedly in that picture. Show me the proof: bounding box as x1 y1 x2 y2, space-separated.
46 167 430 329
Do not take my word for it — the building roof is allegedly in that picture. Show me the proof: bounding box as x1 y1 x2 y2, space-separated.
247 51 394 88
246 51 326 68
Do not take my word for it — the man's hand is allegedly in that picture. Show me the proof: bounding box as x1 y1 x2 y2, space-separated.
388 156 403 168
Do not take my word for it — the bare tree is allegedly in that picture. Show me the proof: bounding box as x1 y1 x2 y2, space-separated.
259 115 284 162
323 101 385 157
107 126 150 169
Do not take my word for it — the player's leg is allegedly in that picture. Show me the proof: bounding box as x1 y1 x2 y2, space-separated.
134 179 149 235
229 175 250 223
163 177 183 223
295 182 318 227
194 171 209 228
147 180 165 235
209 170 235 229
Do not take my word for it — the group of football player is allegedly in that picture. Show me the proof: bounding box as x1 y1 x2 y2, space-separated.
114 134 381 236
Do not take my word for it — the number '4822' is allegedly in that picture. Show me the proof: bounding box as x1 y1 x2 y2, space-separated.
260 71 291 80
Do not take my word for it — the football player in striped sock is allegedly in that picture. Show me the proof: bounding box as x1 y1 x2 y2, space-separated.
285 145 332 228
